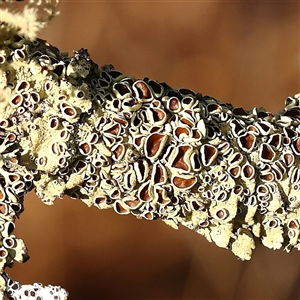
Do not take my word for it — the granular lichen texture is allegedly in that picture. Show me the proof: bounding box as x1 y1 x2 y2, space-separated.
0 1 299 299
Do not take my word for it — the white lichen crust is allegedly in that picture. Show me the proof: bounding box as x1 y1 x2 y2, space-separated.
0 16 300 300
3 272 68 300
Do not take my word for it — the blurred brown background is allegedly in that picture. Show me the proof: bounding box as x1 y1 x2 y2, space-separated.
9 1 300 300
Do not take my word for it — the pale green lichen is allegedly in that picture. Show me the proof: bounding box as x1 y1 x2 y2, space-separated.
231 228 255 260
4 273 68 300
0 0 59 41
0 1 299 299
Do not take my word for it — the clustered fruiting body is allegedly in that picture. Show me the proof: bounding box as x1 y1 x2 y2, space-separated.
3 272 68 300
0 33 300 299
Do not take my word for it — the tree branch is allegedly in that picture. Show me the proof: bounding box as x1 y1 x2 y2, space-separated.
0 0 299 299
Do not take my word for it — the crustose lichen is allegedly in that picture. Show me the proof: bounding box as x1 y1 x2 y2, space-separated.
0 1 299 299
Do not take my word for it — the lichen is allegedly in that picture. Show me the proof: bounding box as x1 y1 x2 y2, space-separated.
4 272 68 300
0 0 299 299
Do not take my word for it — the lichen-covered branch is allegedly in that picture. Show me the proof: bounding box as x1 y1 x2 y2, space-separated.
0 1 299 299
3 272 68 300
